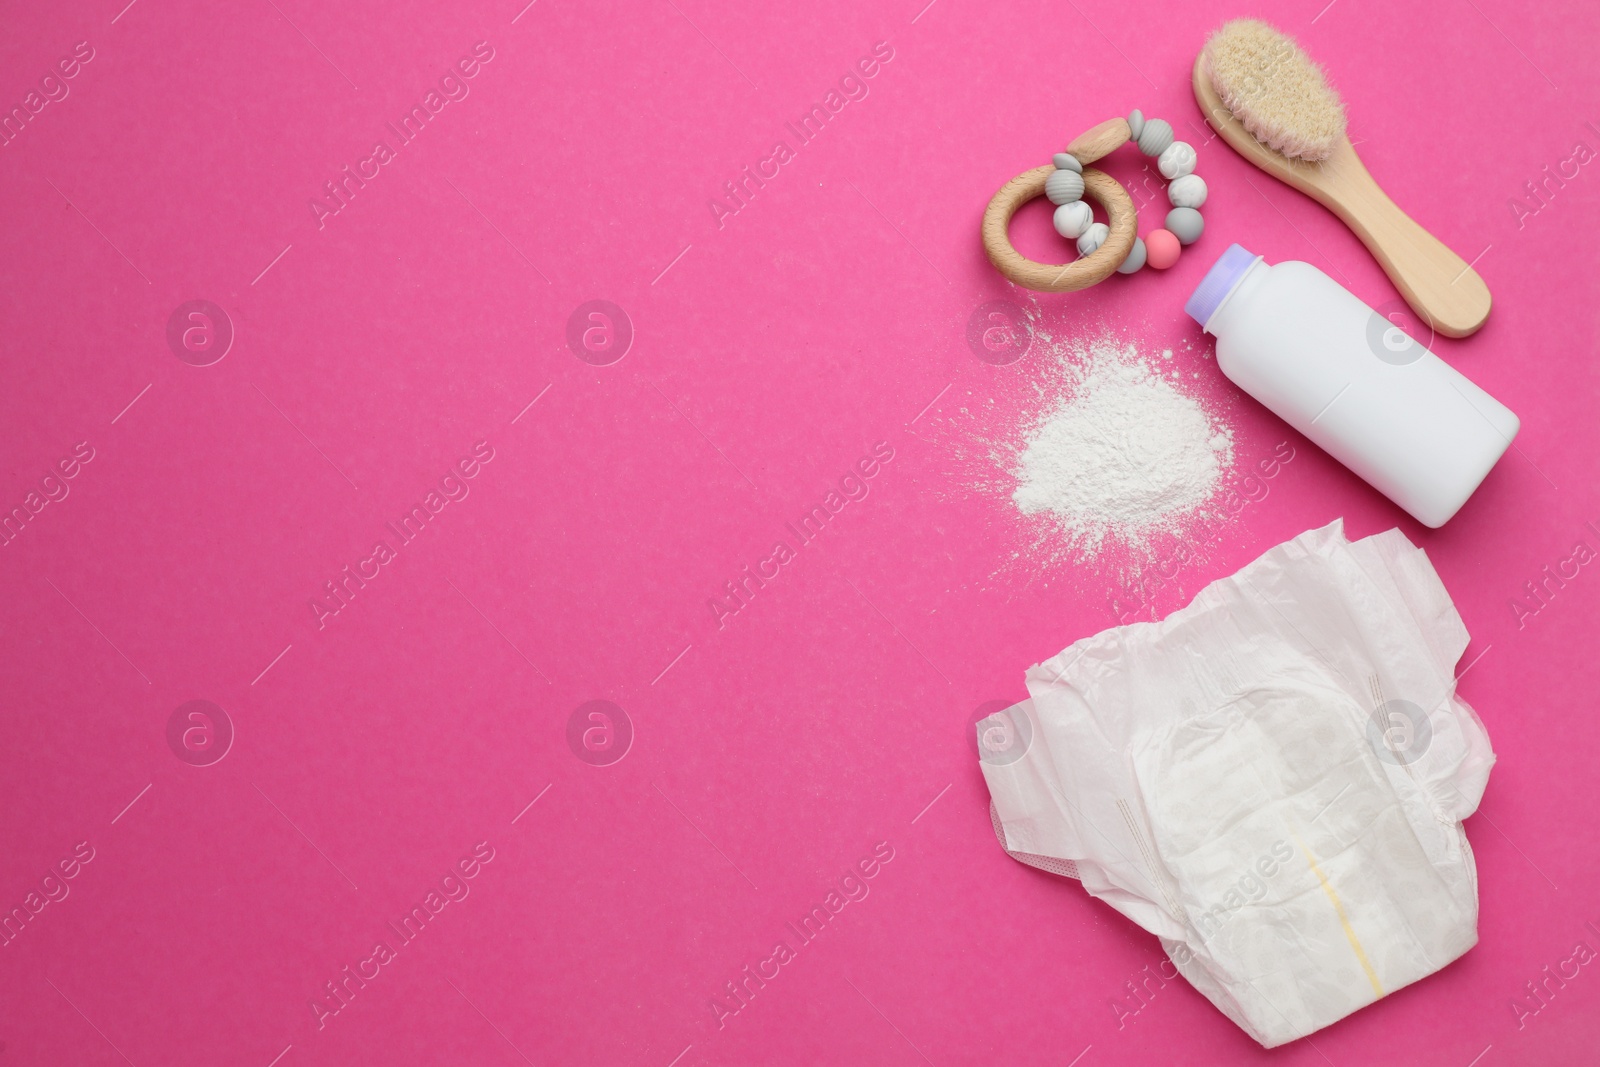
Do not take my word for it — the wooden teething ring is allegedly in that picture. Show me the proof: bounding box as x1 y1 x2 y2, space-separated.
981 165 1137 292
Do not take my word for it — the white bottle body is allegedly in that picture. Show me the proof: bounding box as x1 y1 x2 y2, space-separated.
1204 259 1517 527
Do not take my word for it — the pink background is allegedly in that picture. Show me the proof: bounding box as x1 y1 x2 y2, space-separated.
2 0 1598 1064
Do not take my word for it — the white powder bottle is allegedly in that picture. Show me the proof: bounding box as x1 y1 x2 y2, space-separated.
1186 244 1519 527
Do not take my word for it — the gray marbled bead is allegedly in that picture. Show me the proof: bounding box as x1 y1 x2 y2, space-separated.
1167 173 1208 209
1045 168 1085 205
1053 200 1093 239
1076 222 1109 257
1053 152 1082 173
1117 236 1147 274
1165 206 1204 245
1127 109 1144 142
1137 118 1174 157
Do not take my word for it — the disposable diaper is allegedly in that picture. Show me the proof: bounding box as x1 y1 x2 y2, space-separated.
979 521 1494 1047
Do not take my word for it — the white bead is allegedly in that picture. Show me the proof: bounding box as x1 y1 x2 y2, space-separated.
1045 168 1085 205
1168 173 1208 209
1158 141 1197 180
1076 222 1109 257
1053 201 1093 239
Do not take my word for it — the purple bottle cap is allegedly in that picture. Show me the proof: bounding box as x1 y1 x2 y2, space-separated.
1185 244 1260 331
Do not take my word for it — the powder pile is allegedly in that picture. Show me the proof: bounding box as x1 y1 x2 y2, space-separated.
1010 339 1232 554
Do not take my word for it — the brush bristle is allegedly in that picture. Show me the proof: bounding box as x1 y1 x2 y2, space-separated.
1203 19 1346 162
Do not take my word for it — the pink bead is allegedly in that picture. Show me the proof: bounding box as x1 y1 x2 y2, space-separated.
1145 229 1181 270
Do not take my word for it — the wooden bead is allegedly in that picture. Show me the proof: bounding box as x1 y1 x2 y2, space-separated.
1046 168 1085 205
1053 200 1093 239
1065 117 1130 166
1137 118 1173 157
1168 173 1208 209
1157 141 1197 179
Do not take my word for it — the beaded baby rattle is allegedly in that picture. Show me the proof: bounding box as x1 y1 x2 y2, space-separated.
981 110 1209 293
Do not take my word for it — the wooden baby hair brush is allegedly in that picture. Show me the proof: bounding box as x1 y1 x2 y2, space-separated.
1196 19 1491 338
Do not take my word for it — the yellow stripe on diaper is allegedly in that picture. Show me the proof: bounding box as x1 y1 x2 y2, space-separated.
1291 832 1385 999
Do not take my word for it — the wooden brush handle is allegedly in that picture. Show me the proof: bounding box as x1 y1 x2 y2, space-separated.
1311 142 1491 338
1193 55 1491 338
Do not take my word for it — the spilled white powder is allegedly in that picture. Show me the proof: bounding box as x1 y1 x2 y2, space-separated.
1010 338 1232 554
